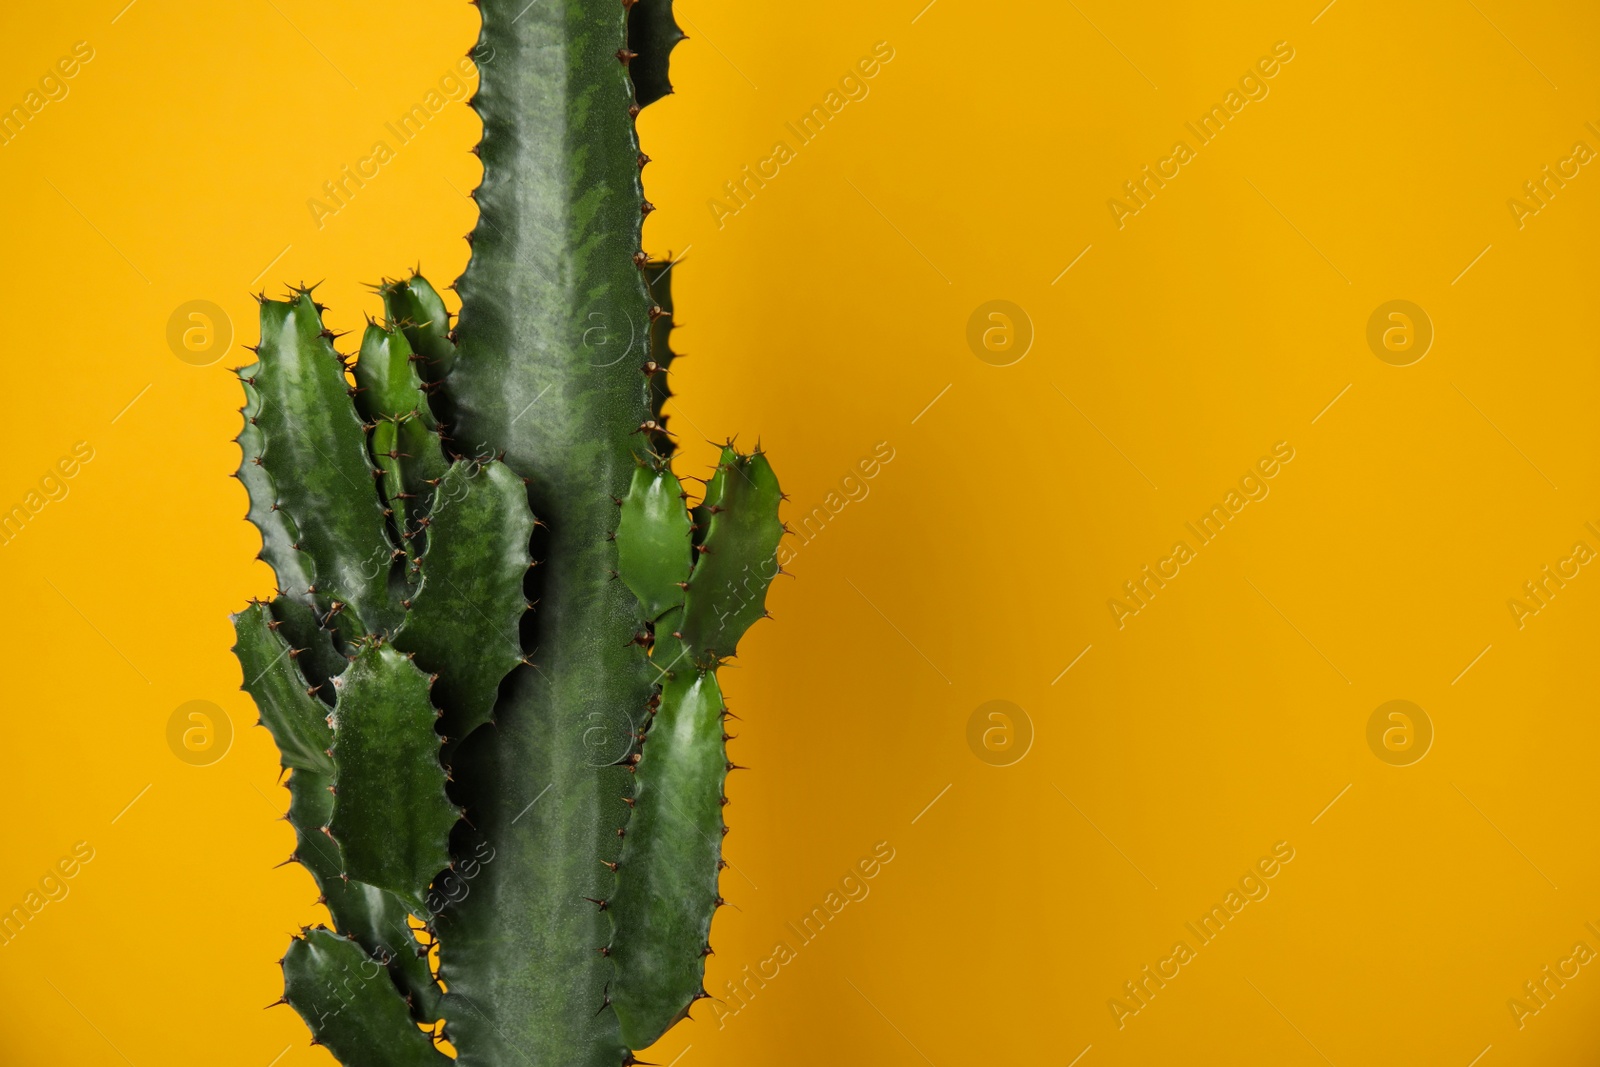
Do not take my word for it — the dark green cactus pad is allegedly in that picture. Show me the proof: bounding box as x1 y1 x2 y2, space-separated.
239 597 441 1021
250 293 398 636
353 321 437 427
355 322 448 550
615 462 694 622
608 668 726 1048
380 274 456 385
282 927 447 1066
266 596 348 706
328 643 457 913
286 769 443 1023
627 0 686 108
236 379 315 602
394 460 534 741
237 367 349 689
233 601 333 775
676 448 784 666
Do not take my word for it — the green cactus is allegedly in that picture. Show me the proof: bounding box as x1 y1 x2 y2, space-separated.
232 2 783 1063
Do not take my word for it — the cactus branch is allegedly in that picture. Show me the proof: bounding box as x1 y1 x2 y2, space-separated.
328 644 459 913
281 927 448 1066
607 668 726 1047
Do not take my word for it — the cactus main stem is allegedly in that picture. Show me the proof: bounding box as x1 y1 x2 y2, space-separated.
434 0 656 1061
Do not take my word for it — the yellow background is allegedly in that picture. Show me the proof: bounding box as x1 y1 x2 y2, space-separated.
2 0 1598 1063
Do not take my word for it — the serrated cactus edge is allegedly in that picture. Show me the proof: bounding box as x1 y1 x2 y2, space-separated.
231 3 784 1063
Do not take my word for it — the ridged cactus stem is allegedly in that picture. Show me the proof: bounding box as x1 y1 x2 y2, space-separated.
431 0 660 1060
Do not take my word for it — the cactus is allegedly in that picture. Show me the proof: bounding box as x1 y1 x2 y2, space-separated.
231 2 783 1064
